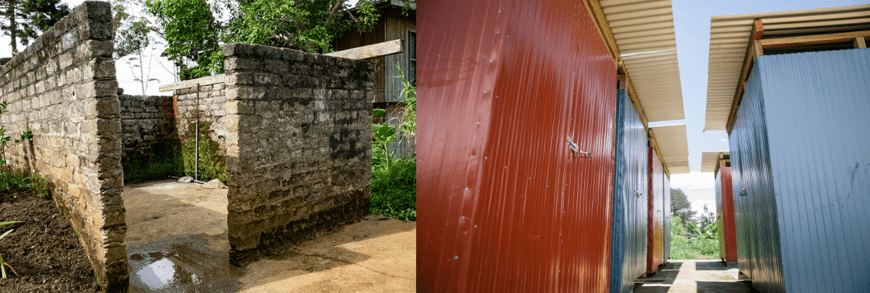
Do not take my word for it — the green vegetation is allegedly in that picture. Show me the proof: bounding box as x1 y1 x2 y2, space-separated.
0 100 47 197
0 220 23 279
224 0 380 53
0 172 51 197
144 0 383 81
145 0 223 80
369 66 416 221
669 188 720 259
0 0 70 54
122 123 227 183
121 143 184 183
180 122 226 182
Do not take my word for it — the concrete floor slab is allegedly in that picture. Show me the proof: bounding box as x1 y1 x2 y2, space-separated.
122 180 416 292
634 260 757 293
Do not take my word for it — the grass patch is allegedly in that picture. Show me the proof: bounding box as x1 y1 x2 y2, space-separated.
670 216 719 259
370 156 416 221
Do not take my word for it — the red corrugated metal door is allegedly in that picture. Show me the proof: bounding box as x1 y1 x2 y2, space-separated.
720 166 738 262
417 0 617 292
646 147 664 274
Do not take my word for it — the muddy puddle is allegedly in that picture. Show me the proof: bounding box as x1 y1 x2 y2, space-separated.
127 234 242 292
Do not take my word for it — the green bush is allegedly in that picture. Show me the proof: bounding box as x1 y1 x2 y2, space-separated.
369 67 417 221
670 216 719 259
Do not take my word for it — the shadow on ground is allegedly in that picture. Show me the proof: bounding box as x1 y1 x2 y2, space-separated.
123 180 416 293
633 260 757 293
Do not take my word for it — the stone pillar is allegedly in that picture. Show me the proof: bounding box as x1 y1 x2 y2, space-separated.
222 43 373 265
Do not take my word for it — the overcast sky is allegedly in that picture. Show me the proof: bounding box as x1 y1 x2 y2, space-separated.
2 0 869 215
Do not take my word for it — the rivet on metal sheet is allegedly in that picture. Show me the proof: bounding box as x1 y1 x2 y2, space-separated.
454 256 458 259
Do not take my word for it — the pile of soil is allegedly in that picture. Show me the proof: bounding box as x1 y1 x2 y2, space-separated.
0 189 100 292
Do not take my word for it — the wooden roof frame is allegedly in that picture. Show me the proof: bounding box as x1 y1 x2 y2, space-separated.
648 128 671 178
723 21 870 134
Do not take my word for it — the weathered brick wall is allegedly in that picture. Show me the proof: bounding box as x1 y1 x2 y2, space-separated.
222 43 373 264
119 95 175 154
118 84 229 183
0 1 126 290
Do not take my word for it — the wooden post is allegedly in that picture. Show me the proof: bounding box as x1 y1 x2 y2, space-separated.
855 37 867 49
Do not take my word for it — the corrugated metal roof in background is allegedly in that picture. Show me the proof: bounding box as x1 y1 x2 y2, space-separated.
704 4 870 131
700 151 724 172
648 124 689 174
611 89 648 293
729 60 785 292
417 0 618 291
601 0 685 122
754 49 870 293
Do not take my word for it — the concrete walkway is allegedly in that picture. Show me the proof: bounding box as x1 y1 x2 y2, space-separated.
123 180 416 292
634 260 757 293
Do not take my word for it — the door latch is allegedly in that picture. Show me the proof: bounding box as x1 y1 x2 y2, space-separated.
566 137 592 158
739 188 747 196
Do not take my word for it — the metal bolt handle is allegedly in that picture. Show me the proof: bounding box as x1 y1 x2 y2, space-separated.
739 188 747 196
635 191 642 199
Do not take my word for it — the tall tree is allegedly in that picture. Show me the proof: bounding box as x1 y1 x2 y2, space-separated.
0 0 68 54
224 0 380 53
671 188 696 228
146 0 221 80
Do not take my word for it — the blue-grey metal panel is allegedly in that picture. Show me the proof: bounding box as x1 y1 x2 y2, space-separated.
730 58 786 292
662 175 671 261
756 48 870 293
611 89 648 293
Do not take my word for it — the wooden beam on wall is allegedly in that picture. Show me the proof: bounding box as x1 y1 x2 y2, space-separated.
582 0 620 66
759 30 870 49
159 74 226 92
618 67 650 130
649 129 671 179
855 36 867 48
325 39 403 60
726 20 764 134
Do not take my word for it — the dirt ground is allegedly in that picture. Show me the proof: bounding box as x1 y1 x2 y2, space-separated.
0 189 100 293
633 260 757 293
123 180 416 293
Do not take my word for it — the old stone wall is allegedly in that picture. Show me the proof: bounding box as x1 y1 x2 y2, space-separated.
173 82 228 181
222 43 373 264
119 95 175 154
118 94 181 182
0 1 126 290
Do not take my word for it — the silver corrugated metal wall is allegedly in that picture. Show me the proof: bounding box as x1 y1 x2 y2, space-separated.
731 48 870 293
611 89 648 293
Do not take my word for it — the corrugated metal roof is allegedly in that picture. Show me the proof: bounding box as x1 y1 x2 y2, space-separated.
700 151 728 172
649 124 689 174
600 0 685 122
704 4 870 131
